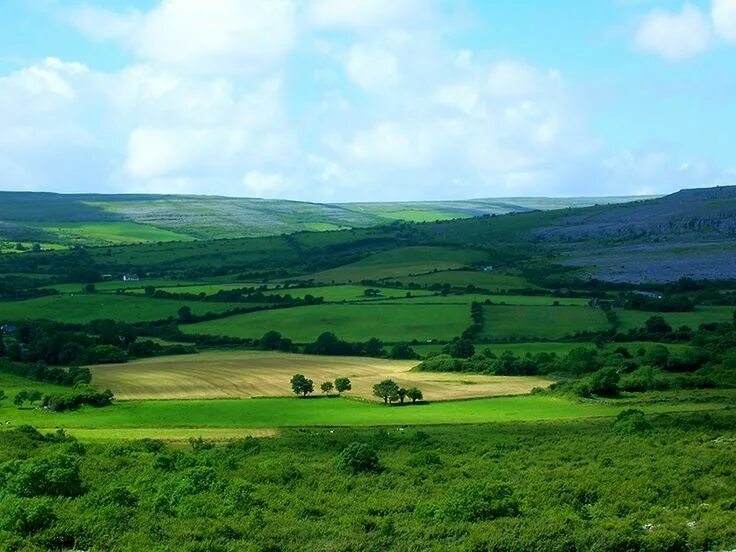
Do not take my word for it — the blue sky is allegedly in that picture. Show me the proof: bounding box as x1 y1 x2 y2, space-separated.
0 0 734 201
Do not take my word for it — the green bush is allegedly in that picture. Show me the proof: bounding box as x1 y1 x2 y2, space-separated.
612 409 651 434
337 442 381 474
438 482 520 522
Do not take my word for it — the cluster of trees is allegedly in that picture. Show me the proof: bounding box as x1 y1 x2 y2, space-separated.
0 360 91 388
623 293 694 312
142 285 325 307
0 385 113 412
0 319 196 368
290 375 352 397
372 379 423 404
461 302 484 340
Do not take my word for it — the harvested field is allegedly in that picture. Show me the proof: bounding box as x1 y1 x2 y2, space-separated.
90 350 551 402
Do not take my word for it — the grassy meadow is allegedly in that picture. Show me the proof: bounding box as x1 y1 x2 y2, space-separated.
396 270 535 290
0 294 244 324
479 305 610 339
299 246 489 283
2 392 730 436
181 302 471 342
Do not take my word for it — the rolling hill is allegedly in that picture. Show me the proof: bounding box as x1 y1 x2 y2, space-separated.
0 191 649 246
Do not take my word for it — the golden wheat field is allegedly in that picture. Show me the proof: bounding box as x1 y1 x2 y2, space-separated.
90 351 551 402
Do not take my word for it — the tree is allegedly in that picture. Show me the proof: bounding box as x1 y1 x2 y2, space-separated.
644 345 669 369
406 387 423 403
84 283 96 293
26 390 43 405
443 339 475 359
363 288 380 297
645 315 672 334
290 374 314 397
589 367 621 397
397 387 407 403
259 330 284 350
388 343 419 360
0 336 5 357
363 337 384 357
320 381 334 395
334 377 352 395
177 306 194 323
14 390 29 407
0 389 5 402
373 379 399 404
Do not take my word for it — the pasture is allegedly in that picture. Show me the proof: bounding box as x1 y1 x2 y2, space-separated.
27 221 193 245
0 294 244 323
479 305 610 340
89 350 551 402
181 302 471 342
1 393 728 435
396 270 535 290
615 306 735 331
299 246 489 283
393 294 591 306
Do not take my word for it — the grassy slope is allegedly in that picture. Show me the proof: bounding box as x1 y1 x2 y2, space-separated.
181 302 471 342
299 246 489 283
0 294 244 324
479 305 610 339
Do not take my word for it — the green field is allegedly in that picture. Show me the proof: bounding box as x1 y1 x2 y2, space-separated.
300 246 489 283
396 270 535 290
0 393 727 434
479 305 610 340
27 221 193 245
0 294 243 323
48 279 207 294
392 294 591 306
182 302 470 342
616 306 735 331
129 283 435 302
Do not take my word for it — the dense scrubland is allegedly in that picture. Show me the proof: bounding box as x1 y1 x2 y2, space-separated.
2 187 736 549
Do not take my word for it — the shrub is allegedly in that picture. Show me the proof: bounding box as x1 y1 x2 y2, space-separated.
439 482 520 522
337 443 381 474
613 409 651 434
0 497 56 536
3 455 84 497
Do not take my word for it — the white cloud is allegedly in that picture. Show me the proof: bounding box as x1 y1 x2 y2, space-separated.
241 171 293 197
712 0 736 41
634 3 712 60
71 0 297 75
307 0 422 31
345 44 400 92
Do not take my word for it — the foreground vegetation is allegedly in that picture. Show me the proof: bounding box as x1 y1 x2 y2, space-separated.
0 410 734 551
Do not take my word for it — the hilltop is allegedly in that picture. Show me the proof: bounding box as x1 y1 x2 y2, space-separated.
0 191 647 247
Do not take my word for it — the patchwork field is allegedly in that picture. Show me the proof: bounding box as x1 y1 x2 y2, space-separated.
299 246 489 283
615 306 735 331
0 294 243 324
393 294 591 306
479 305 610 339
181 302 471 342
89 350 551 402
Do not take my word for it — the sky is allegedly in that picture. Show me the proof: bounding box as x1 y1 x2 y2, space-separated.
0 0 735 202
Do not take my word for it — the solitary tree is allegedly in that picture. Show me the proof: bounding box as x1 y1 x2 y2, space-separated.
320 381 334 395
14 390 29 406
397 387 407 403
177 305 194 323
406 387 423 403
27 390 43 405
373 379 399 404
290 374 314 397
334 377 352 395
